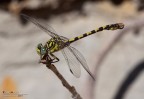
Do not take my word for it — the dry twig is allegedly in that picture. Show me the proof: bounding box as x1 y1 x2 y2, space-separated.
41 59 82 99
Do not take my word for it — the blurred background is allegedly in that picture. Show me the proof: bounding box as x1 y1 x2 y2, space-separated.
0 0 144 99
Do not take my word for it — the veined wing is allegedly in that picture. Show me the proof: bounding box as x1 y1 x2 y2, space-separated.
21 14 69 46
68 46 95 80
21 14 59 38
59 35 69 41
62 47 81 78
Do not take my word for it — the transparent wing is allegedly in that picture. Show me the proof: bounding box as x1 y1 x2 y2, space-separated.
21 14 59 38
68 46 95 80
21 14 69 45
59 35 69 41
62 48 81 78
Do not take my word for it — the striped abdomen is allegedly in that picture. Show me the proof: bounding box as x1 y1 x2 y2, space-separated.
68 23 124 44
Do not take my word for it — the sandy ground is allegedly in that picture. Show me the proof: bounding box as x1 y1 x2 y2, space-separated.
0 1 144 99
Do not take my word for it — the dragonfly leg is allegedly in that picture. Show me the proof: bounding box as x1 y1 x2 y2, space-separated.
39 54 52 64
50 53 59 63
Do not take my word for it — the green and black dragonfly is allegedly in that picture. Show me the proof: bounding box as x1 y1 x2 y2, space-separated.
22 14 124 80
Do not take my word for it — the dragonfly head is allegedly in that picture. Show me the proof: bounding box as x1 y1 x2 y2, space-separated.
36 43 47 58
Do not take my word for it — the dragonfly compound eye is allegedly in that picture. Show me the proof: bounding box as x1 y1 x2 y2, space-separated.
41 48 46 55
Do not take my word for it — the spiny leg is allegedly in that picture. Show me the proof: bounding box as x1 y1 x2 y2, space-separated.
50 53 59 63
39 53 59 64
39 54 53 64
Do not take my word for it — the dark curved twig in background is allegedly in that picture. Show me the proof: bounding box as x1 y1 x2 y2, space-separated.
86 19 144 99
114 60 144 99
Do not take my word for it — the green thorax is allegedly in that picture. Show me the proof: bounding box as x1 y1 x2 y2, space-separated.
45 37 68 53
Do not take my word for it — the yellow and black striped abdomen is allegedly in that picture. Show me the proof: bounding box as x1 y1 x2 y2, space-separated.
68 23 124 44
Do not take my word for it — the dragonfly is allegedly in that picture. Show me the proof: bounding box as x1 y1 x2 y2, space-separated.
21 14 124 80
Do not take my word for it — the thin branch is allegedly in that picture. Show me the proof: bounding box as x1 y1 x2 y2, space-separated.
41 59 82 99
46 64 82 99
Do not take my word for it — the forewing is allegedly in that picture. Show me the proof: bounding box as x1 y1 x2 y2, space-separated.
62 48 81 78
59 35 69 42
68 46 95 80
21 14 58 38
